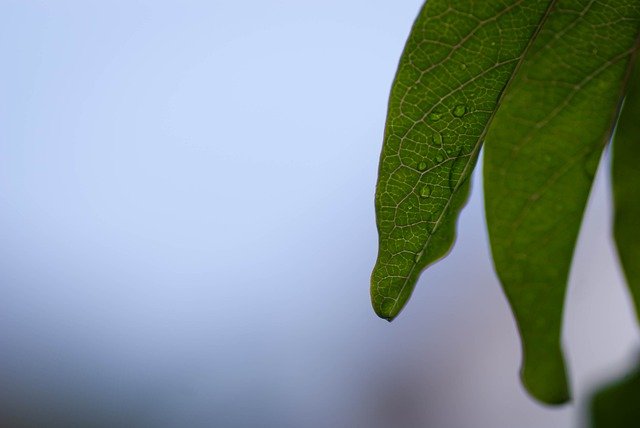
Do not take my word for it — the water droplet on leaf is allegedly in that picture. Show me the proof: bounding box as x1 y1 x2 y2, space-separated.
432 133 443 146
428 112 442 121
452 105 467 117
417 161 427 171
435 154 444 163
420 185 432 198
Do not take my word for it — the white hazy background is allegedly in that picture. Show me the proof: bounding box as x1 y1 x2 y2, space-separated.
1 1 639 427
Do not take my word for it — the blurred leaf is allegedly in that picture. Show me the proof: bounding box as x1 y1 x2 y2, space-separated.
590 358 640 428
612 57 640 322
371 0 558 321
483 1 640 405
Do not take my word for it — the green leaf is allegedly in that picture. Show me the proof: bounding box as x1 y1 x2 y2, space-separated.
371 0 558 321
612 56 640 322
590 357 640 428
483 1 640 405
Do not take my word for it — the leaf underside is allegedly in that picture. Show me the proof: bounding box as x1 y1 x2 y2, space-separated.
483 0 640 405
612 55 640 323
372 0 640 407
371 0 558 321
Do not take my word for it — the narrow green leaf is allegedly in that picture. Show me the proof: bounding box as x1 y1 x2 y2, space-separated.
590 358 640 428
483 1 640 405
371 0 557 320
612 56 640 322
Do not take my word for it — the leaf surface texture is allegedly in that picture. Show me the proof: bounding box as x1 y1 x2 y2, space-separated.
483 0 640 405
371 0 557 320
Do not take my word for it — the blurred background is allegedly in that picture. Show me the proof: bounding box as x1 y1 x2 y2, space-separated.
1 1 639 427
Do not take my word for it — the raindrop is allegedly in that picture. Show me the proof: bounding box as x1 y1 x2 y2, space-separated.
452 104 467 117
420 185 432 198
417 161 428 171
435 154 444 163
428 112 442 121
432 133 443 146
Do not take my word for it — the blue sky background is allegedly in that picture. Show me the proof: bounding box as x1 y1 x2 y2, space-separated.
1 1 639 427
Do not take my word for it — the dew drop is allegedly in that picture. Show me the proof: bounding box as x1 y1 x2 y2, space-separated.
460 63 467 70
452 104 467 117
432 133 443 146
420 185 432 198
435 154 444 163
417 161 427 171
428 112 442 121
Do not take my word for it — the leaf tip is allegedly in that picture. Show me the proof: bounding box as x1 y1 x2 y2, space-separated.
372 300 399 322
519 352 571 406
371 269 397 321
